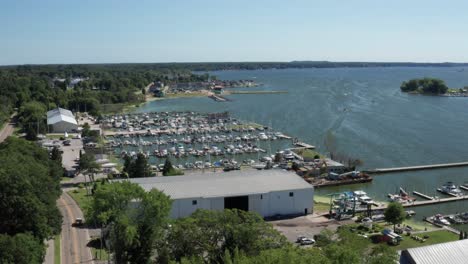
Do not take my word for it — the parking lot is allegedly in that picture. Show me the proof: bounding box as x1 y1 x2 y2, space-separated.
270 213 354 243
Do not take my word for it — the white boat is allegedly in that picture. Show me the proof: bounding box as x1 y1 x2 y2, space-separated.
433 214 450 226
251 163 266 170
437 182 463 196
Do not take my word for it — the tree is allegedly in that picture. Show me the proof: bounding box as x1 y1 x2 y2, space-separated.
168 209 287 262
0 137 62 241
125 153 152 178
0 233 45 264
384 202 406 231
18 101 47 140
88 182 172 263
162 158 183 176
50 146 62 164
79 152 101 194
162 159 174 176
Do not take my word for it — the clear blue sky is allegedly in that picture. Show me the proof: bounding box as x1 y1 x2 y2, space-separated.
2 0 468 65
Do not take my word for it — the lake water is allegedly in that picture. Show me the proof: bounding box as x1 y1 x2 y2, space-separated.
135 67 468 228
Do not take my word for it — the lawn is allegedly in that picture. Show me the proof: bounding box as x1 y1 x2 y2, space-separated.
68 188 92 213
91 247 109 261
394 230 458 251
60 177 73 182
292 148 323 160
314 201 331 213
54 234 61 264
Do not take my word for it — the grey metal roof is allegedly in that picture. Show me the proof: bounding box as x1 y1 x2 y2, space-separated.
402 239 468 264
122 169 313 199
47 108 77 125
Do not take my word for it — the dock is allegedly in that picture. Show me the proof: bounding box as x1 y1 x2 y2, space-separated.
208 94 230 102
413 191 434 200
293 142 316 149
437 189 460 197
365 161 468 174
460 185 468 191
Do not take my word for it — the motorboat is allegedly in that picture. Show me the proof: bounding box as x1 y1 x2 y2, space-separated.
437 182 463 196
433 214 450 226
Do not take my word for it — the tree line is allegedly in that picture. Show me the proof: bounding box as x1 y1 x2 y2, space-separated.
400 78 448 94
0 138 63 263
84 181 398 264
0 64 215 134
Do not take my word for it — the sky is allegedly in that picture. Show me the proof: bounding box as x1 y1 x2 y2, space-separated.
1 0 468 65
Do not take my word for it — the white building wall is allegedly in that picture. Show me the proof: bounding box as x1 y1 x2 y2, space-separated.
169 187 314 219
49 121 78 133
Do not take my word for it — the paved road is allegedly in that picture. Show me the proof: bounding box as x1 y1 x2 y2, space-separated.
0 114 16 143
58 192 94 264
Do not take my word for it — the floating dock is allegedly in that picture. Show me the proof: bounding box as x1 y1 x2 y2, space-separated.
413 191 434 200
365 161 468 174
293 142 316 149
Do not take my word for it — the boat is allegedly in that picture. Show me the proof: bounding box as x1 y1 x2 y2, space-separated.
251 163 267 170
437 182 463 196
433 214 450 226
387 187 416 203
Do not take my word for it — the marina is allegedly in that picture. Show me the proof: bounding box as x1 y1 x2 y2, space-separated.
101 111 303 169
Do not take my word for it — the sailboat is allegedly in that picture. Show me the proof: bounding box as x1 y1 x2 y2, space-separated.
388 187 416 204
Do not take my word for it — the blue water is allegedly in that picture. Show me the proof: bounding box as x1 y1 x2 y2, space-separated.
135 67 468 225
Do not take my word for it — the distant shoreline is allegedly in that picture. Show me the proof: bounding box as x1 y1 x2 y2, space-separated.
3 61 468 70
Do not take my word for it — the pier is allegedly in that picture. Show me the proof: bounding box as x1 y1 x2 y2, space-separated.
413 191 434 200
365 161 468 174
293 142 316 149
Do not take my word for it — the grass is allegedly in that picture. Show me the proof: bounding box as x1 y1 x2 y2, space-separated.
165 92 207 98
228 90 288 94
227 122 264 130
68 188 92 213
54 234 61 264
314 201 331 213
91 247 109 261
46 134 65 139
394 230 458 250
60 177 73 182
293 148 323 160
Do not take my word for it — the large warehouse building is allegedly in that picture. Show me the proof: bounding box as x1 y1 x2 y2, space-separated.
47 108 78 133
126 170 314 219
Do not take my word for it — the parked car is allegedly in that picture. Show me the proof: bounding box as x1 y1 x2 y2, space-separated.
299 237 315 245
296 236 306 243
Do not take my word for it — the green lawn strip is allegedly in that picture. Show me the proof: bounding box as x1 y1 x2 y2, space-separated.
54 234 61 264
314 201 331 213
394 230 458 251
292 148 323 160
60 177 73 182
89 237 110 261
91 247 109 261
68 188 92 213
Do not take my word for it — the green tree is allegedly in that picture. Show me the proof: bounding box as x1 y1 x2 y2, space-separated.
89 182 171 263
162 159 174 176
168 209 287 262
79 152 101 194
0 138 62 240
0 233 45 264
365 244 398 264
162 158 183 176
127 153 151 178
384 202 406 231
50 146 62 164
18 101 47 140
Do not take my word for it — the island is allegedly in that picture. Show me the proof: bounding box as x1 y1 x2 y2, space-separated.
400 78 448 94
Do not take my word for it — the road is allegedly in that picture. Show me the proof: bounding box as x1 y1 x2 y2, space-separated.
57 192 94 264
0 114 16 143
